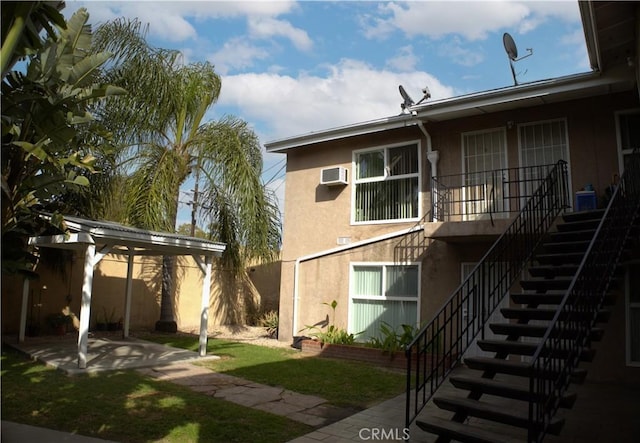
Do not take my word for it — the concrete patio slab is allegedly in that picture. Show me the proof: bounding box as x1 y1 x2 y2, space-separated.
4 334 219 375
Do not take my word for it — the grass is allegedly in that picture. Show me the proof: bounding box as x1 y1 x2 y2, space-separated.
1 347 312 443
1 334 407 442
141 334 407 408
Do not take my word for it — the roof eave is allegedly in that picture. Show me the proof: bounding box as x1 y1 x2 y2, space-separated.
266 69 631 153
265 114 416 153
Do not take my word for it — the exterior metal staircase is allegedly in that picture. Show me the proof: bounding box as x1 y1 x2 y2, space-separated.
405 152 640 442
416 209 608 442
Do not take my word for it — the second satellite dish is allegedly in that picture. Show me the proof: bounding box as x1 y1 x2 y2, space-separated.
503 32 518 60
502 32 533 85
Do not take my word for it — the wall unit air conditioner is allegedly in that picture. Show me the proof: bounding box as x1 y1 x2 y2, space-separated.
320 166 348 186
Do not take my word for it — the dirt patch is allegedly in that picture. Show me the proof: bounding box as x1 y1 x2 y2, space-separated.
209 325 293 349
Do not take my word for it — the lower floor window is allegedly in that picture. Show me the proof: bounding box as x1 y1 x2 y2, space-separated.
349 263 420 341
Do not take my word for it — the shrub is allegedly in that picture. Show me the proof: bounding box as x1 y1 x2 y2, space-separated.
259 310 279 338
302 300 358 345
367 322 418 355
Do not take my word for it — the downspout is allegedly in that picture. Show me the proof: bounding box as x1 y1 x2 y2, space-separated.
291 225 424 338
417 120 439 222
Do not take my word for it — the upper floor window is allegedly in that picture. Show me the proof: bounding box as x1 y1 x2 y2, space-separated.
353 143 420 223
617 110 640 174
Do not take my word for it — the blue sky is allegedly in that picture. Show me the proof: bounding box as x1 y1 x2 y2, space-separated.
66 1 590 227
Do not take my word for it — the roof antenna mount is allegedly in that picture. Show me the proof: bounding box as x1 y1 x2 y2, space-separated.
503 32 533 86
399 85 431 114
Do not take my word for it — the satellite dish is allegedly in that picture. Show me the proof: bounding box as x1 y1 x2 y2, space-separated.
502 32 533 85
503 33 518 61
399 85 415 110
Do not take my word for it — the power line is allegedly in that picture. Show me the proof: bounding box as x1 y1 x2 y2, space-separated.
265 162 287 186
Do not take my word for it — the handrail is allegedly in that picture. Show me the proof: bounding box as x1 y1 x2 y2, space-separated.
394 211 432 264
528 150 640 442
405 160 570 429
431 164 557 222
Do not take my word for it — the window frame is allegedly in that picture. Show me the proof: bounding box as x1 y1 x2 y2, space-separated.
615 109 640 177
348 261 421 338
625 261 640 367
517 118 572 202
460 127 509 220
351 141 422 225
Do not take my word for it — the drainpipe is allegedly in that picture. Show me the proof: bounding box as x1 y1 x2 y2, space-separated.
291 225 424 338
417 120 439 222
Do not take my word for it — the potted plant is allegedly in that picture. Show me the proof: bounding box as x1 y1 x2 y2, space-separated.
104 307 119 331
47 313 71 336
259 310 279 338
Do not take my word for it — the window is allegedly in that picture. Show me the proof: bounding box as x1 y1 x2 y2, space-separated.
349 263 420 341
626 263 640 365
617 110 640 175
462 129 508 218
353 143 420 223
518 119 570 198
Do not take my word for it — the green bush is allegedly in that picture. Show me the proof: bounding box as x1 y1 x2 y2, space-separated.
367 322 418 355
258 310 279 338
302 300 358 345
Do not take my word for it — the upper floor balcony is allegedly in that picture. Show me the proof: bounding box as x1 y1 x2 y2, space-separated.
426 163 564 241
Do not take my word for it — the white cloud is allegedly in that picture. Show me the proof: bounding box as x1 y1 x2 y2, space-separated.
437 36 485 67
361 1 581 41
209 38 270 75
248 16 313 52
219 59 456 142
363 1 530 41
74 0 300 42
385 45 419 72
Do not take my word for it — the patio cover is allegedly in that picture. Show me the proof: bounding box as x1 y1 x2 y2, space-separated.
23 215 226 369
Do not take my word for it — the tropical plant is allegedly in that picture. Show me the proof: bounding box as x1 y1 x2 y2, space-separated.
90 18 281 331
302 300 358 345
1 4 124 275
258 310 279 338
367 321 419 355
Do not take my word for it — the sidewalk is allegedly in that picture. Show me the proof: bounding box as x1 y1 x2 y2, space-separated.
1 421 118 443
137 363 357 427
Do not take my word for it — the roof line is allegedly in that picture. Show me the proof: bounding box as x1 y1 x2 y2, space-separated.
265 70 618 153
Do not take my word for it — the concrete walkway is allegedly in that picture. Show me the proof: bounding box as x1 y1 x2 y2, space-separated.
137 363 356 427
5 336 639 442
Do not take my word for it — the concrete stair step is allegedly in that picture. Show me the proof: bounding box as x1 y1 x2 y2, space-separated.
416 415 513 443
449 374 577 408
464 357 588 383
520 277 573 291
432 396 565 435
477 339 595 362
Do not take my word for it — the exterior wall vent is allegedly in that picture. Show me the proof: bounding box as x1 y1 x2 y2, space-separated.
320 166 348 186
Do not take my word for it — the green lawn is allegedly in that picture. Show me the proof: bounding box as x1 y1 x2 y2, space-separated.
1 347 311 443
1 335 407 443
142 334 407 408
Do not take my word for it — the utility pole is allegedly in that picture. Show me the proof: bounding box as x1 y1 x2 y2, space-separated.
190 165 201 237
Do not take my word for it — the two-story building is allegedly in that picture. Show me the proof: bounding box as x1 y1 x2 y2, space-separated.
267 1 639 439
268 0 638 347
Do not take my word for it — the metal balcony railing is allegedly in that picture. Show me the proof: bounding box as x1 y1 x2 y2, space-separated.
405 160 570 429
431 164 558 223
528 150 640 441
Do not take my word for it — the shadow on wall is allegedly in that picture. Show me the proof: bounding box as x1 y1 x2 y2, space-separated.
247 260 281 315
209 268 259 325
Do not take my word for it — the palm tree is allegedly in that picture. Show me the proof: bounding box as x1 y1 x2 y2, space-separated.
91 18 281 331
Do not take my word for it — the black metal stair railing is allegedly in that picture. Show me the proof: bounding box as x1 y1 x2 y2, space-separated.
528 151 640 442
405 160 570 430
394 211 432 264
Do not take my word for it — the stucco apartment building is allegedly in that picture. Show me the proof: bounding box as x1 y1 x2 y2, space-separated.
267 0 639 371
268 1 640 438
